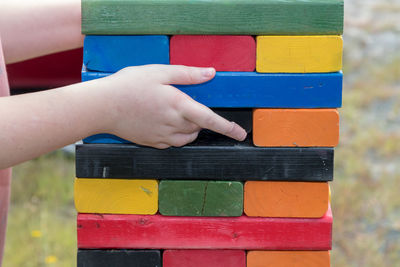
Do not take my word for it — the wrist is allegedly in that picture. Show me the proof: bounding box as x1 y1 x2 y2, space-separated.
86 75 122 135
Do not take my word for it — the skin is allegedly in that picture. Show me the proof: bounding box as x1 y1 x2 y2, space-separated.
0 65 247 169
0 0 247 264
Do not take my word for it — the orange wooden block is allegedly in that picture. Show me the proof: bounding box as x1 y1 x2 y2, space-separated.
253 109 339 147
244 181 329 218
247 251 330 267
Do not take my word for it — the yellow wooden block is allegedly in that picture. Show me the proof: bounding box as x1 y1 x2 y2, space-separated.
256 36 343 73
74 178 158 214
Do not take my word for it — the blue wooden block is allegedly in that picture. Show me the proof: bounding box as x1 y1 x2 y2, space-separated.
82 68 342 108
83 134 129 144
83 35 169 72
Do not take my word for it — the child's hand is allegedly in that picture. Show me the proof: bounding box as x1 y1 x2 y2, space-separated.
95 65 247 148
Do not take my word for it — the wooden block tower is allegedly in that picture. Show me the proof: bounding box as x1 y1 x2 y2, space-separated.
75 0 344 266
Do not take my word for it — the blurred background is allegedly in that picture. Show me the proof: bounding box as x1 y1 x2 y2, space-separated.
3 0 400 266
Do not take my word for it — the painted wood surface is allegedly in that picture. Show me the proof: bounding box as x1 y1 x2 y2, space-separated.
83 108 252 144
170 35 255 71
256 36 343 73
159 181 243 217
84 35 169 72
244 181 329 218
83 134 127 144
82 69 343 108
247 251 330 267
163 250 245 267
77 208 332 249
207 109 252 133
74 178 158 215
78 250 161 267
82 0 344 35
75 141 334 181
253 109 339 147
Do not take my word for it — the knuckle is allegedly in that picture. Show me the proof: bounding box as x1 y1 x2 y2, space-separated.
155 143 170 149
190 124 201 133
170 136 188 147
181 69 196 84
204 115 218 129
189 132 199 142
172 92 190 111
174 140 187 148
223 121 236 135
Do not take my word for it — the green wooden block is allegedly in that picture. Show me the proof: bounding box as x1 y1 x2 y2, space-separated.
82 0 344 35
159 181 243 217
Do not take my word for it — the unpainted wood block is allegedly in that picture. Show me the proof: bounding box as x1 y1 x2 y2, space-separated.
256 36 343 73
163 250 245 267
244 181 329 218
247 251 330 267
82 0 344 35
84 35 169 72
74 178 158 215
75 142 334 181
82 68 343 108
159 181 243 217
78 249 161 267
170 35 255 71
253 109 339 147
77 209 332 250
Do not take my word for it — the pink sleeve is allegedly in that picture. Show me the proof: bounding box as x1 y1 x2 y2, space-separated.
0 37 11 267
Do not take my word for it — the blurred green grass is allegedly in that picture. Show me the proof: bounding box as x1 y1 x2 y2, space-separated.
3 151 76 267
332 53 400 266
3 50 400 267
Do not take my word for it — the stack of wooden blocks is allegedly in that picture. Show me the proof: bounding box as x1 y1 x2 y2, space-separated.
74 0 344 266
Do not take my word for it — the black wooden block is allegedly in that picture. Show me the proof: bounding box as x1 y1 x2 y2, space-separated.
214 108 252 133
197 109 253 141
77 249 161 267
76 136 333 181
83 108 252 144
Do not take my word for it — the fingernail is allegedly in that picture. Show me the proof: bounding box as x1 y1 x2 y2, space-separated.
202 68 215 78
239 131 247 141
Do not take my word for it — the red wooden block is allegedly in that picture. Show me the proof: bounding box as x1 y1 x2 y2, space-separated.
7 48 82 89
163 250 245 267
170 35 256 71
77 207 332 250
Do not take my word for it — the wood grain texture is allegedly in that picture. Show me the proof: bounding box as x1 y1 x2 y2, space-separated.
77 208 332 249
244 181 329 218
74 178 158 215
170 35 255 71
163 250 245 267
84 35 169 72
253 109 339 147
75 140 334 181
83 108 252 144
256 36 343 73
247 251 330 267
78 250 161 267
159 181 243 217
82 68 343 108
82 0 344 35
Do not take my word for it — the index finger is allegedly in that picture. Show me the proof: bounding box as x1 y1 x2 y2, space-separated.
181 98 247 141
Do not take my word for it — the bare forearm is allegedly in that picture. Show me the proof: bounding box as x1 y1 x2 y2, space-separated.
0 0 83 63
0 80 108 169
0 65 247 169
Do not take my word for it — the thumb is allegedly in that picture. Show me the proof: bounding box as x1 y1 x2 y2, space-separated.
153 65 216 85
